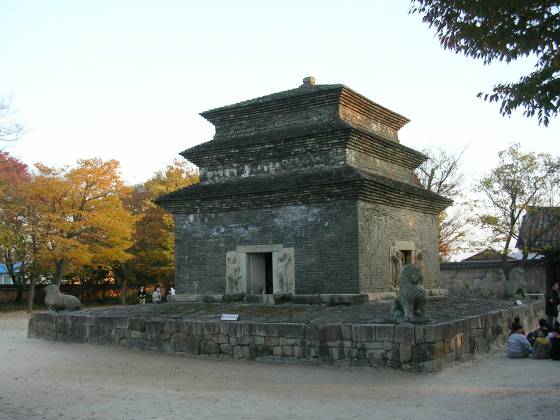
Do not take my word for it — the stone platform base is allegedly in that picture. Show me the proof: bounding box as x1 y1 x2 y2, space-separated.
170 293 370 305
28 299 543 373
170 291 447 305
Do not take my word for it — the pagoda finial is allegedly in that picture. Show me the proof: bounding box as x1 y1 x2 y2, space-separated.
301 76 316 87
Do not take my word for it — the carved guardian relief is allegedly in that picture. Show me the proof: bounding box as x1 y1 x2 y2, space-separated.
225 245 295 295
389 241 416 291
273 248 295 294
225 251 242 294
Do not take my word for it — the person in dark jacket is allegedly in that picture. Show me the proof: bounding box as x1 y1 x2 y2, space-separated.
527 318 550 345
137 286 147 304
545 283 560 328
549 326 560 361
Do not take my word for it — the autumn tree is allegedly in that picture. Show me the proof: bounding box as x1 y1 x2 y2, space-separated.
410 1 560 126
416 147 471 260
478 143 560 262
0 152 34 304
29 158 135 285
127 159 198 288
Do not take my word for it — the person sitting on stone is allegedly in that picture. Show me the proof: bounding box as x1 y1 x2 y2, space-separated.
530 320 551 359
527 319 550 345
507 322 531 359
509 317 525 335
545 283 560 328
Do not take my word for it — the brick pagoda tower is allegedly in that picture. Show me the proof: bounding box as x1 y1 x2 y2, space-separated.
157 77 451 300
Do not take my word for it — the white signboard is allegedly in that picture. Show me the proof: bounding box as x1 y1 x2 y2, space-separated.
515 300 523 306
221 313 239 321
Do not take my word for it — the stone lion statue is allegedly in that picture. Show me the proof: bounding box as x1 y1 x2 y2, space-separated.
44 284 81 311
390 264 431 323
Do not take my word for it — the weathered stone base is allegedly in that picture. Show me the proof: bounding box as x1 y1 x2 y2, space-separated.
171 293 370 305
28 300 543 373
365 290 448 301
170 292 446 305
170 294 224 303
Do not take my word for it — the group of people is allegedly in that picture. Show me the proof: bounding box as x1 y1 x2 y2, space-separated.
507 282 560 360
507 317 560 360
136 285 175 304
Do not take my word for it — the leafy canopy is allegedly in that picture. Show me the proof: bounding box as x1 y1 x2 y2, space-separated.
128 159 199 285
0 152 35 299
478 143 560 257
28 158 135 281
411 0 560 126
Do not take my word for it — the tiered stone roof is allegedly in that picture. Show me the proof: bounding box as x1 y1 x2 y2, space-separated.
200 83 410 142
157 166 450 215
157 78 452 214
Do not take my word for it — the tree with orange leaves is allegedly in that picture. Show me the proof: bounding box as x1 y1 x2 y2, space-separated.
126 159 199 287
0 151 35 304
29 158 135 285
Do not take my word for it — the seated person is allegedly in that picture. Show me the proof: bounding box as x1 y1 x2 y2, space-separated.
548 327 560 361
509 317 525 335
507 322 531 358
527 318 550 345
532 335 550 360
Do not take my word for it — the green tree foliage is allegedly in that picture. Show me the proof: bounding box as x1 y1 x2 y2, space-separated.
478 143 560 260
411 1 560 125
127 159 198 287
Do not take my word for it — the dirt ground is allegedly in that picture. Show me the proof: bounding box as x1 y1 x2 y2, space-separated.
1 311 559 420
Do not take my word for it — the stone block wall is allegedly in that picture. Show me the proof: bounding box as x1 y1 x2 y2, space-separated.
440 261 546 298
28 300 544 373
346 149 415 186
173 199 441 296
174 201 360 295
195 129 350 184
358 202 440 292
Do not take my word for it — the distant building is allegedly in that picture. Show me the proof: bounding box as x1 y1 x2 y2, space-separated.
461 248 516 263
0 264 14 285
517 206 560 289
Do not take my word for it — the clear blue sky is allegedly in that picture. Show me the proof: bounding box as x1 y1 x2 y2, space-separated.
1 0 557 186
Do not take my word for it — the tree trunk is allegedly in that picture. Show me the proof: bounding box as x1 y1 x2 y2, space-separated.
27 275 36 313
13 283 24 305
6 262 24 304
120 275 128 305
54 259 66 286
501 235 513 280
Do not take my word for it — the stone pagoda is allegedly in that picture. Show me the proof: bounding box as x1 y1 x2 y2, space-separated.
157 77 451 300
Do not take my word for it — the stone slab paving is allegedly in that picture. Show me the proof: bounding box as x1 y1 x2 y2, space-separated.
70 297 537 324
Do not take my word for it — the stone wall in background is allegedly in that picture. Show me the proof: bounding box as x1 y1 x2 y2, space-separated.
29 300 543 373
440 261 546 298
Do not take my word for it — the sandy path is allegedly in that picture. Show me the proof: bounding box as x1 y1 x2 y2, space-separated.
1 311 559 420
